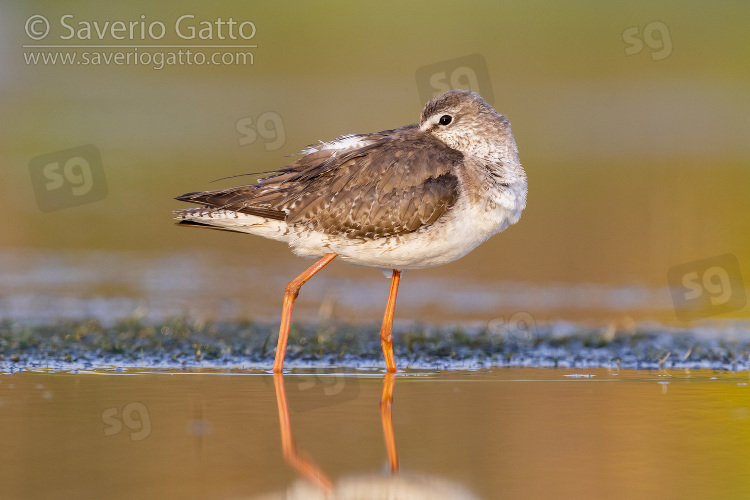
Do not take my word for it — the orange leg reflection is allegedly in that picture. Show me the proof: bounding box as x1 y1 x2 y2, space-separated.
273 373 401 491
273 374 334 493
380 373 399 472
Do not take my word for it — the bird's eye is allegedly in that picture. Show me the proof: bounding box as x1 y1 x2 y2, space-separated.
438 115 452 126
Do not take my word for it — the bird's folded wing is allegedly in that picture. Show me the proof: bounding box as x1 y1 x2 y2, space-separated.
175 126 463 239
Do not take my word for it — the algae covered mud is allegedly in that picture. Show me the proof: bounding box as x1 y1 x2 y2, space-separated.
2 316 750 372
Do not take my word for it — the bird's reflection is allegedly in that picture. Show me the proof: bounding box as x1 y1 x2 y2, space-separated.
269 373 479 500
273 373 398 490
273 373 334 493
379 373 398 473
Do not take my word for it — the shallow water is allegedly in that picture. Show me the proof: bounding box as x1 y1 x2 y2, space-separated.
2 367 749 499
0 248 700 328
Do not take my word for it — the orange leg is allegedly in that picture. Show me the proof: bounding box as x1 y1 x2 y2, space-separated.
273 253 337 373
380 270 401 373
380 373 399 472
273 374 333 492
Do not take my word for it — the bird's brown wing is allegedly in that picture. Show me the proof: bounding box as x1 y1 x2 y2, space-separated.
176 125 463 239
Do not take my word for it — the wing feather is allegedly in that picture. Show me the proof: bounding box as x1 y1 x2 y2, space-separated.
174 124 463 239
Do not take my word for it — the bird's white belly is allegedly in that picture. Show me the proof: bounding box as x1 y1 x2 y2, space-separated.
176 178 526 271
290 192 521 270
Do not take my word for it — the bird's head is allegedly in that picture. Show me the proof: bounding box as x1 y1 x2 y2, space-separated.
419 89 519 166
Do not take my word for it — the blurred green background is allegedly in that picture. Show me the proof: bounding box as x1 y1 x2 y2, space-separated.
2 0 749 324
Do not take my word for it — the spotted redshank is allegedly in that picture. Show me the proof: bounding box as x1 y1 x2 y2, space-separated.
174 89 527 372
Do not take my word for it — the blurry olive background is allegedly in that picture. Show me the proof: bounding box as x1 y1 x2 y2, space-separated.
1 1 749 323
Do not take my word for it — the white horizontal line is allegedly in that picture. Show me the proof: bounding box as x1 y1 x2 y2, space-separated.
22 44 258 48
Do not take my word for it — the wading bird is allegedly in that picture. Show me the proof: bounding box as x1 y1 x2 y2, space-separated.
174 89 526 373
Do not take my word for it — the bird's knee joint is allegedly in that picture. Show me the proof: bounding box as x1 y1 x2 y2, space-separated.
285 281 302 299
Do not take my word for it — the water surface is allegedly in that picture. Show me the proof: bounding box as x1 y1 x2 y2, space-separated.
2 367 749 499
